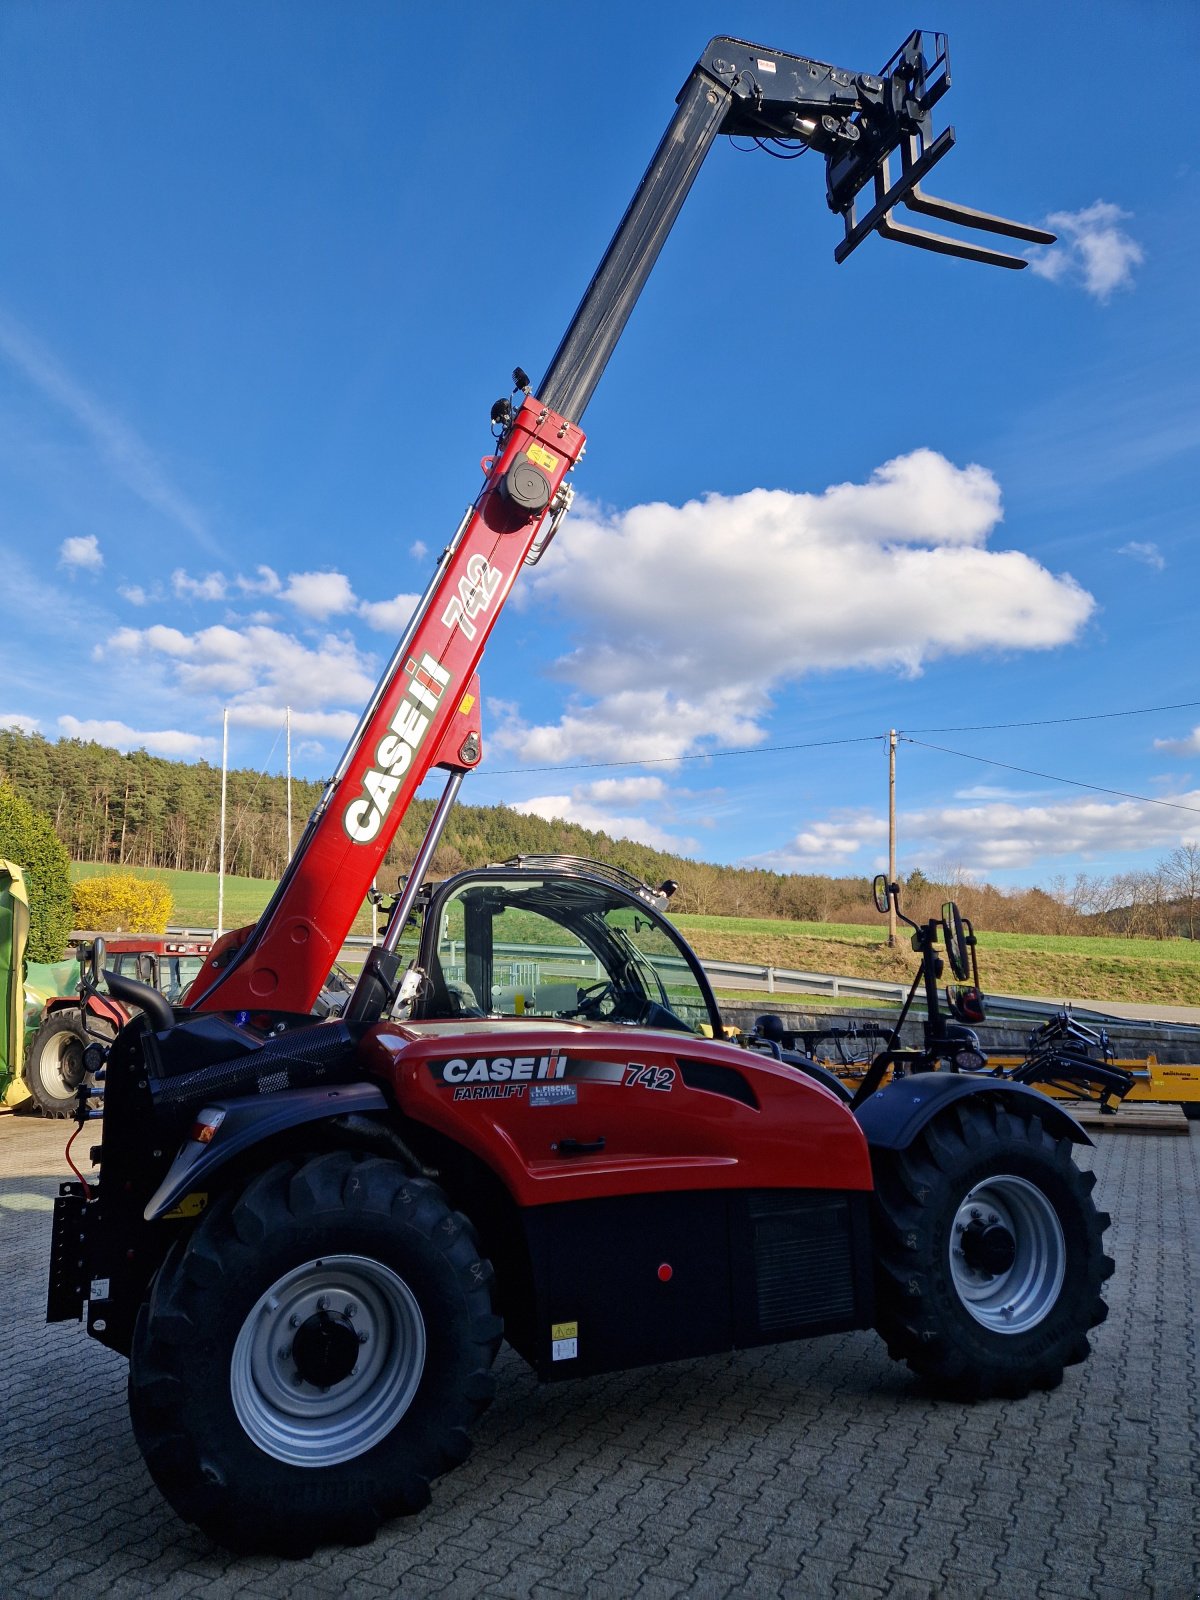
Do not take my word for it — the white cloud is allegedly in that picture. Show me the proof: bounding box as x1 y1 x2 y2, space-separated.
1118 541 1164 571
512 789 696 853
750 812 888 870
1029 202 1144 301
578 776 668 805
1154 726 1200 757
236 565 282 596
280 570 357 618
172 567 228 601
59 534 103 571
755 791 1200 875
227 704 356 738
103 621 377 725
410 540 428 561
497 450 1093 765
119 584 150 605
0 310 220 553
359 591 420 633
0 713 39 733
58 714 215 758
494 687 766 766
901 794 1199 872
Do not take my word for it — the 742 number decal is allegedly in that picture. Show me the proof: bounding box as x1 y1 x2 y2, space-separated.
623 1063 675 1092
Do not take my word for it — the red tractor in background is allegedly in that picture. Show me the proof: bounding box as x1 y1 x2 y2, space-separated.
25 936 211 1117
45 29 1110 1558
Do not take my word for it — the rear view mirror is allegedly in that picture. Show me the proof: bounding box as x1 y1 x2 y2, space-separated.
872 875 892 915
80 937 107 994
941 902 969 982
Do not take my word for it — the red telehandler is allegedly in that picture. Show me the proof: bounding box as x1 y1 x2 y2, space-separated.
47 31 1112 1556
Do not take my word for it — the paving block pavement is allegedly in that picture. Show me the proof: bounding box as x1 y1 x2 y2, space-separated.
2 1113 1197 1598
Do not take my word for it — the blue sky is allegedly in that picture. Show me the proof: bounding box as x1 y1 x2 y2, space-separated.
1 1 1197 887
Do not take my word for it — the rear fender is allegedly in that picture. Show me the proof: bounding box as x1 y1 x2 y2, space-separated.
143 1082 388 1221
855 1071 1092 1154
44 994 127 1032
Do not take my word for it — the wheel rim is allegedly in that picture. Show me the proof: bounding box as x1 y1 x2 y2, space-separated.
948 1174 1066 1334
40 1032 84 1101
230 1254 426 1467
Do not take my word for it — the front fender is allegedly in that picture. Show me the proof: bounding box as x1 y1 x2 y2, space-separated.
855 1071 1092 1153
143 1082 388 1221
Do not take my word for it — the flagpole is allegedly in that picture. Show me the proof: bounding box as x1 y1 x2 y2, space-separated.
217 707 228 938
286 705 293 856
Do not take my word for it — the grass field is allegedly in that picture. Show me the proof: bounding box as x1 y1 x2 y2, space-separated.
72 863 1200 1007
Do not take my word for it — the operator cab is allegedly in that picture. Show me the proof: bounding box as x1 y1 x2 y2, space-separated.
408 856 723 1037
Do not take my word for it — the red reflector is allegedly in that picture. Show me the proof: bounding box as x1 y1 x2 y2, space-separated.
657 1263 673 1283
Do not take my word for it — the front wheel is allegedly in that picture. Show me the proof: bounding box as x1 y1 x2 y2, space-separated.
25 1012 110 1117
129 1152 502 1554
871 1098 1113 1399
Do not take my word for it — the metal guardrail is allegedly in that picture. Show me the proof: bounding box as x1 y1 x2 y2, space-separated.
161 925 1200 1040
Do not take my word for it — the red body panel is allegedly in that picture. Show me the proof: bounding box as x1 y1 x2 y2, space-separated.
188 399 584 1016
361 1019 874 1206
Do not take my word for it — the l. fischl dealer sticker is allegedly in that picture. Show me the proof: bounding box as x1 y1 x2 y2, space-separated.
530 1083 578 1107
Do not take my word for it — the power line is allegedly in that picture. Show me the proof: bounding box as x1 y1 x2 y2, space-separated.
474 696 1200 782
479 733 883 778
902 737 1200 818
902 698 1200 735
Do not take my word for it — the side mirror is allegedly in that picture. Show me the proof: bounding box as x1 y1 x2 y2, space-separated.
941 902 970 982
872 875 893 915
80 937 107 994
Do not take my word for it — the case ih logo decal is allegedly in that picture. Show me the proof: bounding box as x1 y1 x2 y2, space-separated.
428 1054 671 1094
343 652 451 844
430 1052 568 1086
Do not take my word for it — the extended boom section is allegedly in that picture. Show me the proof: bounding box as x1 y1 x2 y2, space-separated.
187 399 584 1014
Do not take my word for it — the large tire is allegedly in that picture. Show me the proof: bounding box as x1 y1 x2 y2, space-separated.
129 1152 502 1554
871 1097 1114 1399
25 1012 110 1118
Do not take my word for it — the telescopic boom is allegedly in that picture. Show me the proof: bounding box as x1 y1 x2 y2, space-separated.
185 29 1052 1020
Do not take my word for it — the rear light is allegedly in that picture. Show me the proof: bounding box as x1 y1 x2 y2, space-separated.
190 1109 226 1145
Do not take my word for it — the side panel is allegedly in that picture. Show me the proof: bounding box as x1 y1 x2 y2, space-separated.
363 1020 875 1206
514 1187 874 1379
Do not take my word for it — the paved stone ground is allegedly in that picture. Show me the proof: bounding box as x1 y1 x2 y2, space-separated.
2 1114 1197 1599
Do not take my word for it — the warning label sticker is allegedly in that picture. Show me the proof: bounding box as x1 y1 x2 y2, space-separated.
527 442 559 472
551 1319 578 1361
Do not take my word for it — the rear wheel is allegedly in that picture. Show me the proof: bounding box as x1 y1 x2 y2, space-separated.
129 1152 501 1554
25 1012 110 1117
871 1098 1113 1398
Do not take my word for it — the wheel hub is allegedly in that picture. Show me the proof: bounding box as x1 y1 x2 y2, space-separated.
948 1174 1066 1335
291 1307 361 1389
959 1218 1016 1276
230 1254 426 1467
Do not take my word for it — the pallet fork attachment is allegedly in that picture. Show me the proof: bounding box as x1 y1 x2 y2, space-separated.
823 33 1056 268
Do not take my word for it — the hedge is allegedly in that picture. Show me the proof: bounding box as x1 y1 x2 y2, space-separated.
71 874 174 935
0 782 74 962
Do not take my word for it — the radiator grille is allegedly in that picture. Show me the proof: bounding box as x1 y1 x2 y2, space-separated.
750 1196 855 1333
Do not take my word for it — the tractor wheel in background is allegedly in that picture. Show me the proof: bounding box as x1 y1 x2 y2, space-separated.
129 1151 502 1555
871 1097 1114 1399
25 1012 111 1117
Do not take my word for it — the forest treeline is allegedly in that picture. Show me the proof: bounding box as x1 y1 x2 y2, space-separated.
3 726 1198 937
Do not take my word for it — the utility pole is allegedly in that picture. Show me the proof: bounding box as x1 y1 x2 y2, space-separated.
217 707 228 938
887 728 897 948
